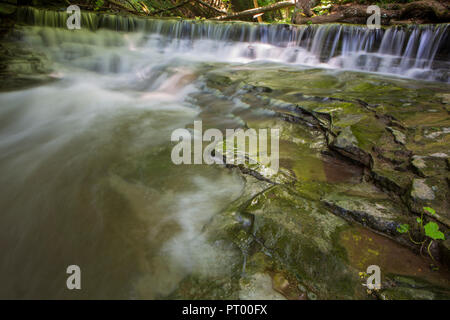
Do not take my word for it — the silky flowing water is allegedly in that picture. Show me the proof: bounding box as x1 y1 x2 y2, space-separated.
0 8 449 299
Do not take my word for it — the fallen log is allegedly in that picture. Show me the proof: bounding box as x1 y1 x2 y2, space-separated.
211 1 295 21
401 1 450 21
294 11 344 24
195 0 228 15
293 1 449 25
124 0 140 13
294 7 399 25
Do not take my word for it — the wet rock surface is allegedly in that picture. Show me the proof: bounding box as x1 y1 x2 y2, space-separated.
0 32 54 91
169 64 450 299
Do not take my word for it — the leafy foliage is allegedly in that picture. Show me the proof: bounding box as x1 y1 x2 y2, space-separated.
94 0 104 11
396 207 446 262
423 206 436 215
424 222 445 240
396 223 410 234
312 0 333 16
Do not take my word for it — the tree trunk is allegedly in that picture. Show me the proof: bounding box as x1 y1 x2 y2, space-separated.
253 0 263 22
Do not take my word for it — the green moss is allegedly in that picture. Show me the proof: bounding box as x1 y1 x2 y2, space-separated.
351 120 385 151
239 185 365 298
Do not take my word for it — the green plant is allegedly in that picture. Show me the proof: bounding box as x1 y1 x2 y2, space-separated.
222 0 232 11
312 0 332 16
94 0 104 11
396 206 445 262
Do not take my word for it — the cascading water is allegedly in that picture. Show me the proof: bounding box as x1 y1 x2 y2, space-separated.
15 6 450 82
1 8 252 299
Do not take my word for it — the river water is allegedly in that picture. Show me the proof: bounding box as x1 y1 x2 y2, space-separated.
0 26 251 299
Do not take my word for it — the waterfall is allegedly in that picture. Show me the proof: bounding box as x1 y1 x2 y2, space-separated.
14 7 450 82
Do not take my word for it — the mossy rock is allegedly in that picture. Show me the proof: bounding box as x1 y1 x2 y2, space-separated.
408 177 450 228
322 184 409 236
379 274 450 300
242 185 366 299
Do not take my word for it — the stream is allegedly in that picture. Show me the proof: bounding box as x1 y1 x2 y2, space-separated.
0 7 449 299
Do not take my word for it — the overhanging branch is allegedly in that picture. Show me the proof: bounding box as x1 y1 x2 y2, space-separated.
211 1 295 21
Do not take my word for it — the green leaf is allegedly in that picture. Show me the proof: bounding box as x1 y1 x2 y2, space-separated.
423 206 436 215
424 222 445 240
397 224 410 234
416 218 422 224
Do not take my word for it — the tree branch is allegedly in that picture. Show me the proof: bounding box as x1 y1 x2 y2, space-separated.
211 1 295 21
106 0 142 14
150 0 192 15
195 0 227 15
124 0 140 13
